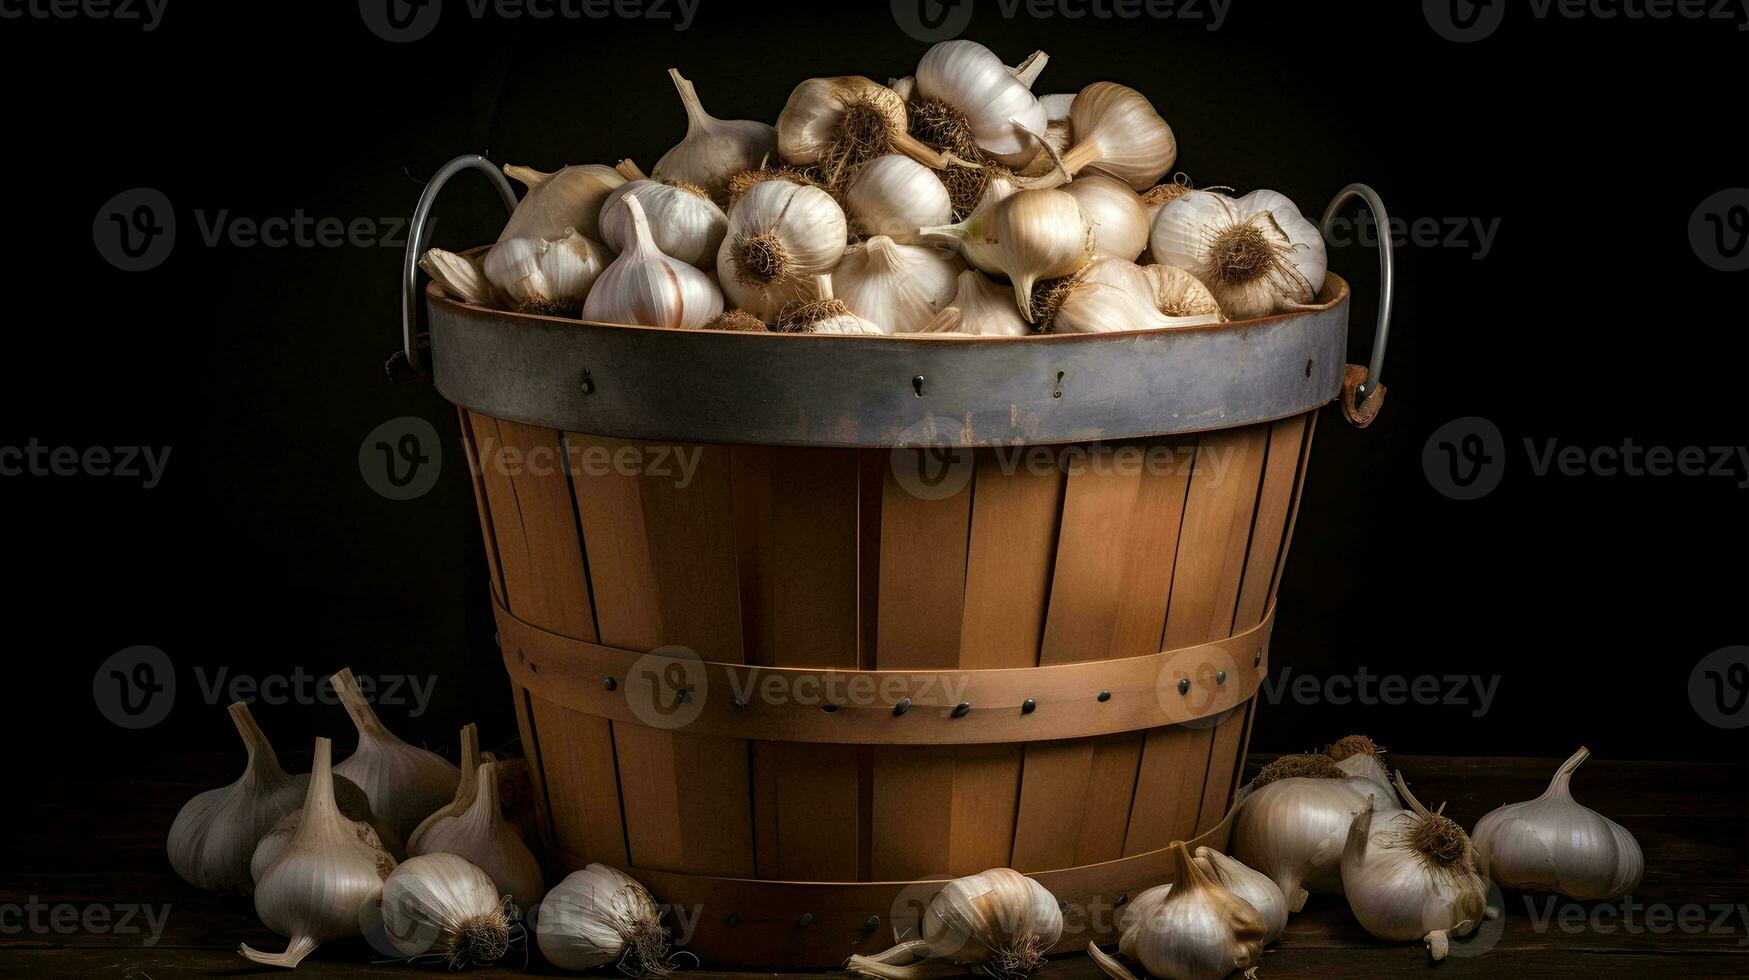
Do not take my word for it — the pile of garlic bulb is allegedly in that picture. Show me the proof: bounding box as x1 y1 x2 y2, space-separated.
424 38 1330 336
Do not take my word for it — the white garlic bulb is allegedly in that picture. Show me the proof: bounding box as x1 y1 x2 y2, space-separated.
585 195 725 329
412 761 545 913
376 853 513 968
915 40 1048 167
167 702 304 893
847 868 1063 980
239 738 396 969
1149 189 1327 320
407 723 481 855
1116 849 1286 948
599 177 728 270
776 76 968 188
481 229 614 315
1140 264 1224 320
846 155 953 244
250 773 406 883
498 163 625 243
920 187 1093 318
420 248 506 309
534 864 671 974
1471 747 1644 901
1088 842 1266 980
718 179 847 320
920 270 1031 337
1342 774 1495 961
1230 754 1400 910
1325 735 1400 810
775 275 884 335
1064 175 1151 261
833 236 959 334
651 69 779 202
330 667 459 844
1045 258 1223 334
1058 83 1177 191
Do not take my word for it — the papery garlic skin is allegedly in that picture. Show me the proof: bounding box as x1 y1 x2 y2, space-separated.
1149 189 1327 320
915 40 1048 166
1140 265 1223 321
1471 747 1644 901
412 761 546 913
718 180 848 320
535 863 669 973
330 667 459 844
1342 776 1492 961
834 236 959 334
482 230 613 314
499 164 625 244
1093 842 1265 980
847 155 954 244
420 248 507 309
1231 755 1400 909
599 179 728 270
1064 175 1150 261
921 187 1093 318
652 69 779 202
586 195 725 329
168 702 304 894
1325 735 1400 810
1059 83 1177 191
1195 847 1288 945
407 724 482 856
922 270 1031 337
378 853 512 968
1048 258 1222 334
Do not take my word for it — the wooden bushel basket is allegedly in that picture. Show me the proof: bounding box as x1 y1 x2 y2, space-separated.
401 159 1394 969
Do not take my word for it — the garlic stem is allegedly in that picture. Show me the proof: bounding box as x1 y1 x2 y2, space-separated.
230 700 283 779
668 68 709 131
504 164 551 190
331 668 391 741
1085 942 1140 980
1010 51 1049 89
617 159 649 181
240 934 321 969
843 955 966 980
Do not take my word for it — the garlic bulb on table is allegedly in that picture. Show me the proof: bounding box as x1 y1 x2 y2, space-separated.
585 195 724 329
407 723 481 855
1324 735 1399 809
1470 747 1644 901
1141 265 1223 320
833 236 959 333
239 737 396 969
920 270 1031 337
1040 258 1223 334
1064 175 1151 261
1230 754 1399 911
914 39 1048 167
718 179 847 320
1087 842 1266 980
1115 849 1286 947
1149 189 1327 320
412 761 546 913
330 667 458 843
846 155 953 244
535 863 672 975
250 772 405 882
776 76 975 190
775 275 884 335
1058 83 1177 191
652 68 779 202
481 229 614 316
599 174 728 270
420 248 507 309
377 853 514 968
167 702 305 894
920 187 1093 318
1342 774 1495 961
847 868 1063 980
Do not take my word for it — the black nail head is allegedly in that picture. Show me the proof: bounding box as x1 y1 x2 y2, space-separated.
677 689 692 703
1021 698 1037 714
894 697 912 716
864 915 881 932
1254 649 1262 667
912 375 926 396
1216 670 1227 685
1178 678 1191 695
732 695 748 709
581 369 596 394
725 913 741 927
822 704 838 713
1097 690 1112 703
603 676 617 691
1115 894 1128 908
951 702 971 718
797 913 814 928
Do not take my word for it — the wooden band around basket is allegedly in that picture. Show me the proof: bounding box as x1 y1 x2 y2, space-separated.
546 803 1241 968
497 600 1272 745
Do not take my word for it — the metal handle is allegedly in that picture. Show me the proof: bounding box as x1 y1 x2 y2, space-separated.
1320 183 1394 405
397 154 519 378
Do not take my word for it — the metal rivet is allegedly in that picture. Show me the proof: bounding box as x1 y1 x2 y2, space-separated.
1254 649 1262 667
580 369 596 395
1305 359 1314 378
822 704 838 714
1021 698 1037 714
516 648 525 663
1216 671 1227 686
894 697 912 716
725 913 741 927
912 375 926 396
529 663 539 673
951 702 971 718
1098 690 1112 703
732 695 748 709
1058 900 1070 913
1178 678 1191 695
797 913 815 928
1115 894 1129 908
864 915 881 932
677 689 692 704
603 676 616 691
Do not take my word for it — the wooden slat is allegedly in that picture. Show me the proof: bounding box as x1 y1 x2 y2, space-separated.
509 687 555 853
457 409 506 605
1125 426 1271 855
527 692 629 866
957 450 1063 669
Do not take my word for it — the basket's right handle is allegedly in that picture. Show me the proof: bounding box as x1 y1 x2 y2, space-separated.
390 154 519 382
1320 183 1394 428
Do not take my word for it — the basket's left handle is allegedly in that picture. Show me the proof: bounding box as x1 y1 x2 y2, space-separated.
1320 183 1394 428
389 154 519 383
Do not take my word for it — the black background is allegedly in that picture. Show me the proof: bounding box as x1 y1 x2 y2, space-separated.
5 0 1745 787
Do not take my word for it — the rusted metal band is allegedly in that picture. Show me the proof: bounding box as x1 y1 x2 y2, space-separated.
544 804 1239 968
497 601 1271 745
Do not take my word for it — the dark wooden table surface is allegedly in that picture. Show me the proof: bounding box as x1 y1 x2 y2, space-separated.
4 753 1743 978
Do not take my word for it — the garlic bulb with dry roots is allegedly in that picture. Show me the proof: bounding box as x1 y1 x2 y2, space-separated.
1088 842 1266 980
847 868 1063 980
1325 735 1399 809
377 853 515 968
1040 258 1223 334
718 179 848 319
776 76 975 190
1470 747 1644 901
240 737 396 969
920 187 1093 318
1342 775 1495 961
330 667 459 843
1141 265 1223 320
847 155 953 244
652 69 779 202
919 270 1031 337
485 164 625 309
250 772 405 882
1149 189 1327 319
1059 83 1177 191
914 40 1048 167
420 248 507 309
833 235 959 333
1064 175 1151 261
168 702 305 893
411 761 545 913
481 229 614 315
535 863 672 974
1230 754 1399 911
585 195 725 329
600 175 728 270
775 275 884 335
407 723 481 855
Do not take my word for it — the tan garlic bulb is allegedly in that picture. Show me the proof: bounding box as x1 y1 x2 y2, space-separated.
584 195 725 329
599 172 728 270
411 761 545 913
776 76 971 189
1064 175 1151 261
920 187 1093 318
774 275 884 335
1230 754 1400 910
377 853 514 968
1140 265 1223 320
914 40 1049 167
1116 849 1287 948
407 724 482 855
1088 842 1266 980
1470 747 1644 901
846 155 953 244
1149 189 1327 319
1059 83 1177 191
497 163 625 243
481 229 613 315
420 248 507 309
1324 735 1399 809
167 702 305 893
239 738 396 968
1042 258 1223 334
651 69 779 202
718 179 848 320
250 771 405 883
848 868 1063 980
919 269 1031 337
330 667 459 844
833 236 959 333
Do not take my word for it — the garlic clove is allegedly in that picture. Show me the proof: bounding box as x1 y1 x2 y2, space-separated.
1141 264 1224 321
931 269 1030 337
599 177 728 270
652 68 779 203
1058 83 1176 191
420 248 507 309
920 187 1092 321
1470 747 1644 901
846 155 954 245
585 194 725 329
1064 175 1151 261
834 236 959 334
167 702 304 894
